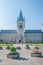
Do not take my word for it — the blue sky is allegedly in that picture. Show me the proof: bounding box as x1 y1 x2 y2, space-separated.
0 0 43 30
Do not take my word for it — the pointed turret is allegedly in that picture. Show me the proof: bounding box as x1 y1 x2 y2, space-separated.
18 11 24 21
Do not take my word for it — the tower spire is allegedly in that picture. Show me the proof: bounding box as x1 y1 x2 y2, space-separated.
18 10 24 21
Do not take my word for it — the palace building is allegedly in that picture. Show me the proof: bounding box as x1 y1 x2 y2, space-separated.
0 11 43 43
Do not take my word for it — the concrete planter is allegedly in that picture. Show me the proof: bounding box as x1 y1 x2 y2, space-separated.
16 47 21 50
0 47 3 50
7 52 20 59
25 44 30 49
31 52 42 57
6 45 10 49
6 47 10 49
25 47 30 49
34 47 39 49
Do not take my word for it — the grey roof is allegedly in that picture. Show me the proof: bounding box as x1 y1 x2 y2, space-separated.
0 30 43 34
0 30 17 34
18 11 24 21
25 30 42 33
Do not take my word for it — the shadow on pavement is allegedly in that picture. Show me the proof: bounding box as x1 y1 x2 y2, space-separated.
13 57 29 61
38 56 43 58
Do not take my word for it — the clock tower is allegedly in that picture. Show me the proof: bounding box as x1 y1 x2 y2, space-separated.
17 11 25 43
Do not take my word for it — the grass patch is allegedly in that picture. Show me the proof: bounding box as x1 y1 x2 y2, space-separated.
0 43 43 47
30 43 43 47
26 43 43 47
0 44 8 46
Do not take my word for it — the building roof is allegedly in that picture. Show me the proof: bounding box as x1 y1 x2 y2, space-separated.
0 30 43 34
0 30 17 34
18 11 24 21
25 30 42 33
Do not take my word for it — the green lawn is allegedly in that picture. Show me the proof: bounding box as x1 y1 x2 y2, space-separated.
0 44 8 46
31 44 43 47
0 43 43 47
26 43 43 47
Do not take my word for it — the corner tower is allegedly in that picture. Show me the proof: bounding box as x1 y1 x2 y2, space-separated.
17 11 25 43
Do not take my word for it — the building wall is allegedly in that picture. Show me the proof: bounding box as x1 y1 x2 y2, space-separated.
0 33 17 43
25 33 42 43
41 33 43 43
0 32 43 43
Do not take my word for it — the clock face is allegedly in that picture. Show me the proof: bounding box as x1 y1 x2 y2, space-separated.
19 24 23 28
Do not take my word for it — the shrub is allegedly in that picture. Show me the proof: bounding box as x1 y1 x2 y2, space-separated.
10 46 16 53
6 44 10 49
25 44 30 49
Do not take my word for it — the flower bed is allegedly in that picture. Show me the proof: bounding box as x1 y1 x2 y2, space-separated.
31 49 42 57
7 46 20 59
32 50 39 53
0 46 3 50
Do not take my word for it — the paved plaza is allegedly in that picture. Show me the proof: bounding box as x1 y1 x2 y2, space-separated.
0 44 43 65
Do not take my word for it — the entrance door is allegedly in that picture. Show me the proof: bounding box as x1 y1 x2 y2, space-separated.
19 40 21 43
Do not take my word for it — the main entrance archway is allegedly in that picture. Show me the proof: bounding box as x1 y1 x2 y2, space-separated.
17 36 25 43
18 40 22 43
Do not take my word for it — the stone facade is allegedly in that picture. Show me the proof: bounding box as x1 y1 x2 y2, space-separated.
17 11 25 43
42 32 43 43
0 30 17 43
0 11 43 43
25 33 42 43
